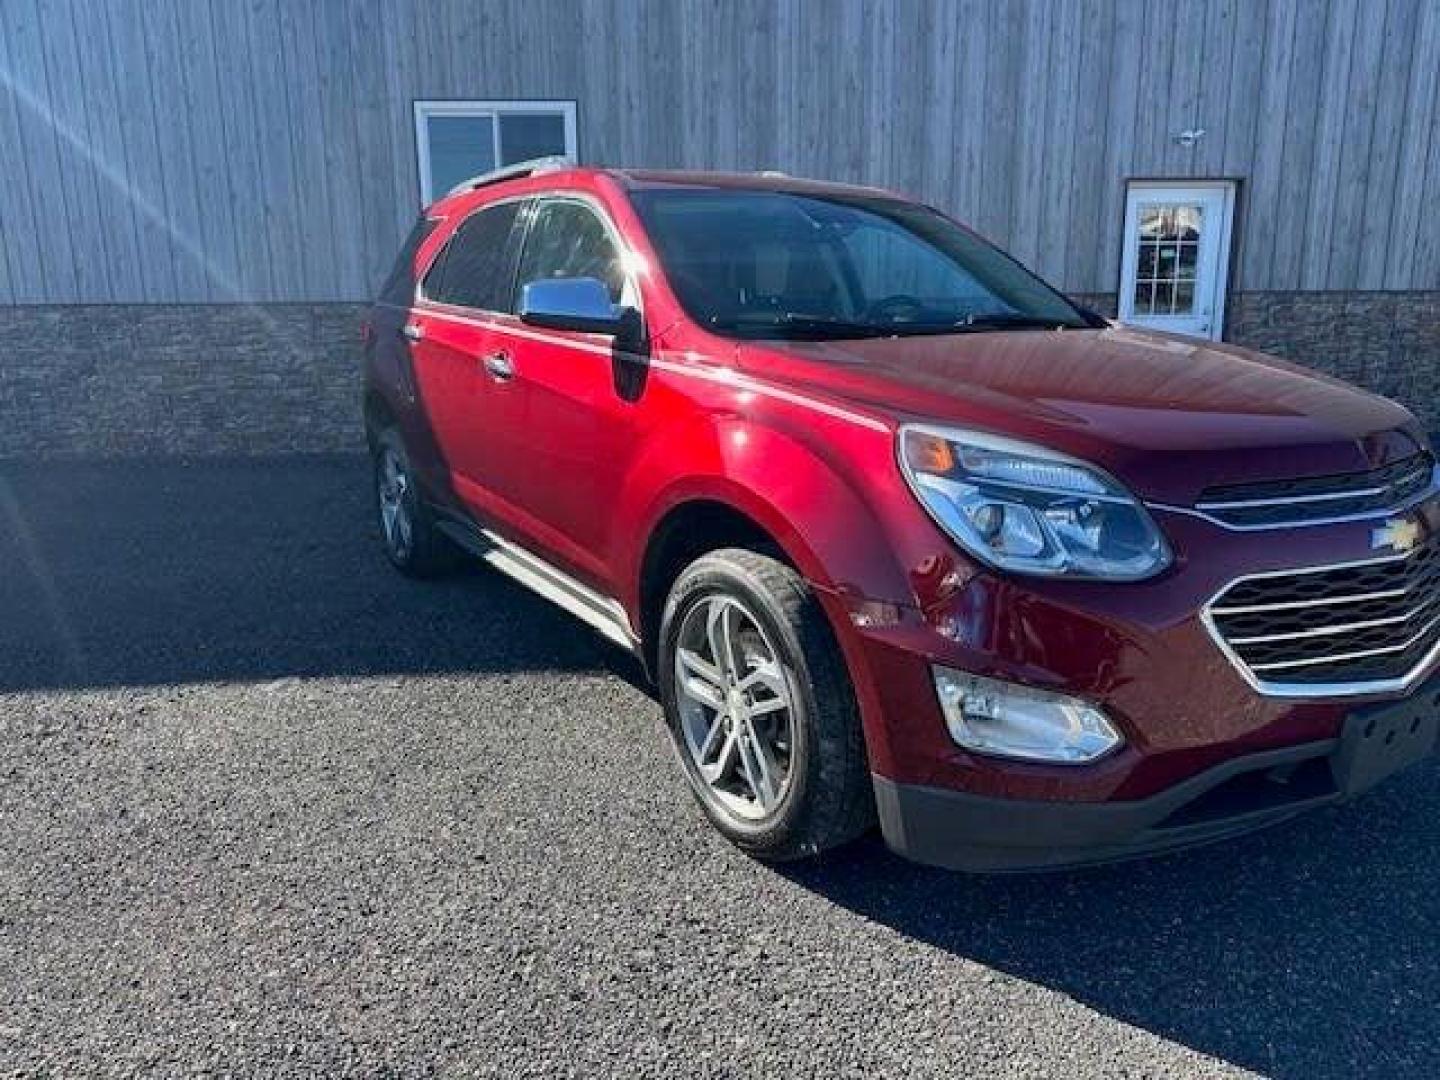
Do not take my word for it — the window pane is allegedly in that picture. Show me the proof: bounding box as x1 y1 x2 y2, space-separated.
499 112 568 165
1177 241 1198 279
1137 242 1158 279
515 201 625 303
426 202 522 312
1174 205 1202 240
426 114 495 198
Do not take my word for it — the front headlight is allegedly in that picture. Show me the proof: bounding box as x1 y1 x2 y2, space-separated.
899 425 1171 580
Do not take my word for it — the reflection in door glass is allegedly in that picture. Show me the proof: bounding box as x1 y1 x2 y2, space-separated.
1133 203 1203 315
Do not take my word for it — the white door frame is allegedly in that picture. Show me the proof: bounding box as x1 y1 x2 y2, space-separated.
1118 180 1236 341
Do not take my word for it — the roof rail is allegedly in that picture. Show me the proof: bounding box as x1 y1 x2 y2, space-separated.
445 155 575 198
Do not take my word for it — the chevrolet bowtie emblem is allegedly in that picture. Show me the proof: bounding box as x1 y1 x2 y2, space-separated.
1371 516 1423 555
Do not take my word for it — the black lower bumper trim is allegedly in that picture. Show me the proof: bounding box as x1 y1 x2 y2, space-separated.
876 691 1438 872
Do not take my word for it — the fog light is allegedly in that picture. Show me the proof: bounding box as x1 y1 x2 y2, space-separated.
933 667 1122 764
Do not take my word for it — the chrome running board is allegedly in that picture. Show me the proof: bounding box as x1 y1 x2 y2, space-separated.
435 518 638 653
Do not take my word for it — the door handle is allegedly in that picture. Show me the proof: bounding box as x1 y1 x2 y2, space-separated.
483 351 515 381
402 322 424 342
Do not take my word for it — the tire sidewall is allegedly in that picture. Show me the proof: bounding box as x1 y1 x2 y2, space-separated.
658 555 823 850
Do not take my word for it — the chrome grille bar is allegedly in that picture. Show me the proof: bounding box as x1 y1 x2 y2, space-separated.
1185 453 1436 529
1208 585 1411 617
1248 613 1440 673
1196 484 1392 511
1202 532 1440 696
1226 606 1430 646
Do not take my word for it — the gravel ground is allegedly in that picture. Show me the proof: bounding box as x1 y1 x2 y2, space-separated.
1 457 1437 1079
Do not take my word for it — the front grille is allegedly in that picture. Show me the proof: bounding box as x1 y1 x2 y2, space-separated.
1205 534 1440 691
1196 452 1434 527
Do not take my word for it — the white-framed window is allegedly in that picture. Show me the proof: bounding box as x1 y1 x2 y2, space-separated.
413 100 578 204
1118 180 1236 341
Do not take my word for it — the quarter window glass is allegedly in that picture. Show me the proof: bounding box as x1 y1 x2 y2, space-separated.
379 216 437 305
425 202 522 312
515 201 626 304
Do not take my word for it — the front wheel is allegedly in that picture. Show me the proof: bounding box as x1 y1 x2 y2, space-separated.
658 548 874 861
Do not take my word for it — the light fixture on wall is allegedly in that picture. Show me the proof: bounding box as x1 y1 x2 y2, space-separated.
1175 128 1206 148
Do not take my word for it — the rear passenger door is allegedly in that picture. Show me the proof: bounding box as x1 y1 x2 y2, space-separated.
410 199 525 516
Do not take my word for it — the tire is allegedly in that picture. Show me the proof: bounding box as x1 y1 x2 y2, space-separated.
658 547 874 861
371 426 461 577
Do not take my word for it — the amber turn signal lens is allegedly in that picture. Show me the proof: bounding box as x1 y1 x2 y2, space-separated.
904 432 955 474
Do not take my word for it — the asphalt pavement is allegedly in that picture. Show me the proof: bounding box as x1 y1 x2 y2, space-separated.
1 457 1437 1078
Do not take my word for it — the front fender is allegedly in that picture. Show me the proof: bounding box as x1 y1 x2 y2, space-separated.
615 413 913 616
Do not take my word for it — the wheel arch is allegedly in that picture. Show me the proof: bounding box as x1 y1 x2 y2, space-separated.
635 495 798 677
620 417 911 619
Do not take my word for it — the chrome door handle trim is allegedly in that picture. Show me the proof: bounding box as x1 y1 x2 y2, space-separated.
483 351 515 381
402 322 424 342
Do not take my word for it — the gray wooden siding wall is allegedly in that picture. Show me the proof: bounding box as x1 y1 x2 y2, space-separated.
1 0 1437 306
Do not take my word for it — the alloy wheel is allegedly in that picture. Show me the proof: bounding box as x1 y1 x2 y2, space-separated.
673 594 798 821
377 448 414 560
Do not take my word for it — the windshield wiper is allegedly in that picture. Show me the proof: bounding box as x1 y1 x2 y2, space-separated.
948 312 1087 331
707 312 896 339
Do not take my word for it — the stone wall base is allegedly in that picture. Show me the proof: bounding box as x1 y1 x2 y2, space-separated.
1 293 1436 458
0 304 367 458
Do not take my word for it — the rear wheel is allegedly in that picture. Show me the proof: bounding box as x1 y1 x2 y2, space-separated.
371 426 460 577
658 548 874 861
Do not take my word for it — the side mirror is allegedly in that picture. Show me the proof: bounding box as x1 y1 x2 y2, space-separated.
519 277 630 336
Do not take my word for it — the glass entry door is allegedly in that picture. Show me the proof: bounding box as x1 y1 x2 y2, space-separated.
1119 181 1235 340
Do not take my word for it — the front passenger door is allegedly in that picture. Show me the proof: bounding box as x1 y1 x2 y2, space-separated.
501 197 640 587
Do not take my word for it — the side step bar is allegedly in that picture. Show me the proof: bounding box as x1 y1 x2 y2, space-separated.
434 517 639 653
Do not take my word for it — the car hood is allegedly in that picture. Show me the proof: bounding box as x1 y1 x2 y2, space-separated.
736 326 1425 504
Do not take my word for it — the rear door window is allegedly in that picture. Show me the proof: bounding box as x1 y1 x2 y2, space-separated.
513 199 626 305
424 200 524 312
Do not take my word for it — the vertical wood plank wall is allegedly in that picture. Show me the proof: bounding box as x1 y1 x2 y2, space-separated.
0 0 1436 304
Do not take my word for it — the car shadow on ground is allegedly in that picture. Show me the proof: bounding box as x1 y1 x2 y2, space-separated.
782 774 1439 1079
3 456 1435 1078
0 455 646 694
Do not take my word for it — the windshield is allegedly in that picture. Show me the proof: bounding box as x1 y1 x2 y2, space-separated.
629 188 1094 339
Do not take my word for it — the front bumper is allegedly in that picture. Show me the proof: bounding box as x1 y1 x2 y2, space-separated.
874 683 1439 871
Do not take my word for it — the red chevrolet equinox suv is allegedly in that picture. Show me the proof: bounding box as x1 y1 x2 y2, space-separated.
362 159 1439 870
